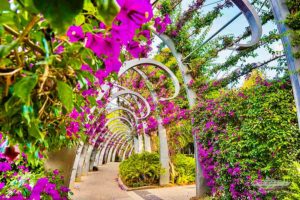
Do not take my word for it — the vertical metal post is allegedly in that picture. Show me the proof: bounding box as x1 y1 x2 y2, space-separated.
270 0 300 128
156 33 206 196
175 54 206 196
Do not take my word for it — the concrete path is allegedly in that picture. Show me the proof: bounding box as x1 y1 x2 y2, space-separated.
72 162 195 200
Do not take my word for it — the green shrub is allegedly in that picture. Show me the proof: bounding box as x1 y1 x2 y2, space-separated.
276 162 300 200
119 152 162 187
173 154 196 184
193 78 300 199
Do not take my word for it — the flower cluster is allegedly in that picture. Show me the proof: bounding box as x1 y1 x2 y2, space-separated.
66 0 153 84
154 14 172 34
193 78 298 199
0 144 70 200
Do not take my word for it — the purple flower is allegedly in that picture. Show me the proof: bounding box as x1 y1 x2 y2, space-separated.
126 40 144 58
94 69 109 84
258 188 267 195
162 117 171 125
54 45 64 54
154 14 172 34
104 57 122 73
66 121 80 136
53 169 59 175
85 33 121 59
0 162 11 172
69 108 80 119
0 182 5 190
111 23 135 44
116 0 153 28
205 121 215 130
99 22 106 29
66 26 84 42
60 186 69 193
81 64 93 73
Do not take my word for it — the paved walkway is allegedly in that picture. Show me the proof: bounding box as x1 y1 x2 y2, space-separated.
72 162 196 200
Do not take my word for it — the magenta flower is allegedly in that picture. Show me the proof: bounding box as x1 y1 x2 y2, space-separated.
126 40 144 58
69 108 80 119
54 45 64 54
86 33 121 59
0 162 11 172
205 121 215 130
99 22 106 29
66 26 84 42
116 0 153 28
53 169 59 175
0 182 4 190
66 121 80 136
81 64 93 73
95 69 109 84
60 186 69 193
154 14 172 34
111 23 135 44
104 57 122 73
162 117 171 125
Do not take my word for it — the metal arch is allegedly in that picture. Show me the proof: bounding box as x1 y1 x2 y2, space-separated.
105 133 127 163
231 0 262 50
119 58 180 101
101 131 128 165
69 142 84 187
110 89 151 119
93 124 131 148
107 106 138 126
105 117 135 130
108 124 131 134
104 133 126 163
111 84 150 153
112 137 131 162
122 142 132 161
111 84 150 122
97 131 129 165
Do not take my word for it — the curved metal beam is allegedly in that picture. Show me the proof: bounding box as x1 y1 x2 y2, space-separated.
107 106 138 126
231 0 262 50
110 89 151 119
119 58 180 101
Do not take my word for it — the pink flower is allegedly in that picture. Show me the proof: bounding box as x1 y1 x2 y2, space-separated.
81 64 93 73
104 57 122 73
54 45 64 54
126 40 144 58
85 33 121 59
0 182 4 190
116 0 153 28
69 108 80 119
66 26 84 42
95 69 109 84
154 14 172 34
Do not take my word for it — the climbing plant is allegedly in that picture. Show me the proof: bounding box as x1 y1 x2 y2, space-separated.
193 74 300 199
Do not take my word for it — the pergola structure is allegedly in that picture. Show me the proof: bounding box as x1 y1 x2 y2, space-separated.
48 0 298 197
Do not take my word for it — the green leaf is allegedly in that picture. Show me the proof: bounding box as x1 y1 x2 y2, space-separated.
28 120 44 139
75 14 85 25
0 11 15 25
0 41 18 59
22 0 39 13
0 1 10 10
13 75 38 105
95 0 120 26
57 81 74 112
33 0 84 33
16 129 23 138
